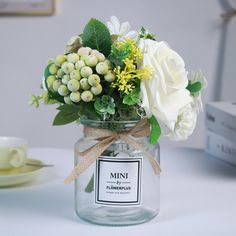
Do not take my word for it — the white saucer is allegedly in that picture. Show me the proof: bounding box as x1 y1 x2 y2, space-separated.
0 158 43 187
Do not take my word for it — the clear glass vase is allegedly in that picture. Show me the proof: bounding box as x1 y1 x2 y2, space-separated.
74 119 160 226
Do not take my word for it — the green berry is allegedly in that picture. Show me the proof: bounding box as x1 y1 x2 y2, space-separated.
91 84 102 95
64 96 73 105
70 92 81 103
81 91 93 102
61 62 75 74
96 53 106 62
67 79 80 92
80 66 93 77
47 75 56 88
67 53 80 63
49 64 59 75
80 55 87 61
70 70 81 80
57 69 65 78
90 49 99 56
80 78 90 90
54 55 66 66
96 62 109 75
88 74 100 86
104 71 116 82
53 80 62 91
90 50 105 62
75 60 85 70
85 55 98 67
58 85 69 96
104 59 113 69
77 47 91 56
62 75 71 85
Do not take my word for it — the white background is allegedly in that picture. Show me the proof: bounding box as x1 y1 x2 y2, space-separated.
0 0 226 148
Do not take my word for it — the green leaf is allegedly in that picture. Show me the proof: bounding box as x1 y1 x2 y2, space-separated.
80 102 100 119
101 95 110 103
148 116 161 144
44 64 52 78
107 103 115 115
29 95 41 108
94 95 116 116
94 99 106 113
108 55 125 68
123 89 141 106
82 18 111 57
53 110 79 126
139 26 156 40
57 104 80 113
186 81 202 94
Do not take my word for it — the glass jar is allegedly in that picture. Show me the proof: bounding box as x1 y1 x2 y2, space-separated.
74 119 160 226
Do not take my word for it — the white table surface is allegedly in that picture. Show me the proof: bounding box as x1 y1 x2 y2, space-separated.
0 147 236 236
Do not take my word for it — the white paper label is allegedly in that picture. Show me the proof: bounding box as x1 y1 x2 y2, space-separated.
95 157 142 206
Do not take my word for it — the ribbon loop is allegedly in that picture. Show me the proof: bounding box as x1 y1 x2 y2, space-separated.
64 119 161 184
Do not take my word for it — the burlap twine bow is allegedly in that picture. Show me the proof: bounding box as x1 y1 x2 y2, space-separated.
64 118 161 184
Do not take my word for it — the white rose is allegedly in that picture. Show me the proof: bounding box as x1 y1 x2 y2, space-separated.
138 39 192 130
168 104 197 141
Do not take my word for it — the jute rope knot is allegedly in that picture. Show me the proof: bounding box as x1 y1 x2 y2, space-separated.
64 118 161 184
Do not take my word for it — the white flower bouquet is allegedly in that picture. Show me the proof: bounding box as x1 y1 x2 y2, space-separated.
31 16 206 144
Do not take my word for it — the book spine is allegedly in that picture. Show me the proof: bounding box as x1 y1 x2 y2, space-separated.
205 104 236 143
205 130 236 166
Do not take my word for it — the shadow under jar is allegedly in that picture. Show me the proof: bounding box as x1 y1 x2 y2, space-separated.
74 119 160 226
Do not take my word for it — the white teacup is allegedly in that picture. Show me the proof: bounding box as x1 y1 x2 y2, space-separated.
0 137 28 170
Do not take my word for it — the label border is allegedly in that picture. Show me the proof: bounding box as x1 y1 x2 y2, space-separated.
95 157 142 206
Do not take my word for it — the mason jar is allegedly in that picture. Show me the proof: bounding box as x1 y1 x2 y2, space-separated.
74 119 160 226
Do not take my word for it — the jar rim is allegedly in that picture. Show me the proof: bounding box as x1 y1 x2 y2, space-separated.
80 117 141 131
80 117 140 125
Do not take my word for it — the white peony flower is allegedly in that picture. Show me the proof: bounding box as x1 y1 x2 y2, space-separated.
189 70 207 113
106 16 138 40
138 39 193 130
168 104 197 141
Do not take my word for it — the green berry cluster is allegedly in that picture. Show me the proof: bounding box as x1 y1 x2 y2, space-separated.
44 47 115 105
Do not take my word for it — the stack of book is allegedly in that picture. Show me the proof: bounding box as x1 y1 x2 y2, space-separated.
205 102 236 166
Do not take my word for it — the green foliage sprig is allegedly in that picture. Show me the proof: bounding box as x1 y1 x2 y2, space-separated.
30 17 176 145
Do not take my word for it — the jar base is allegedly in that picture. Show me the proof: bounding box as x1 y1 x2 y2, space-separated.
76 206 159 226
